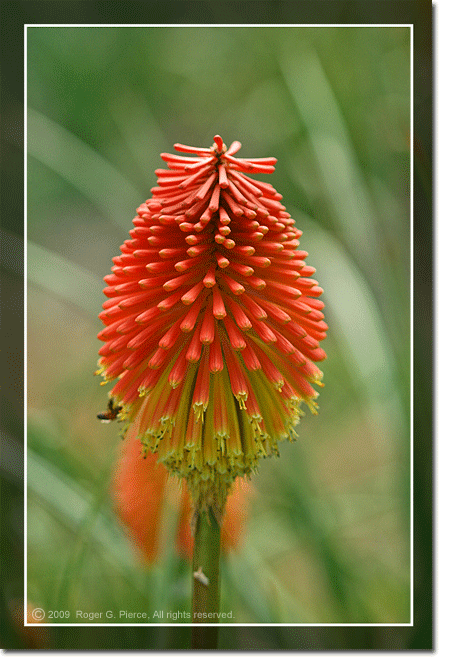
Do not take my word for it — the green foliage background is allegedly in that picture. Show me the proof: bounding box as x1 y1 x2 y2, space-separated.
24 24 412 645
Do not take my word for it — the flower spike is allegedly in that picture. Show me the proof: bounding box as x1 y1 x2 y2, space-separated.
98 136 327 513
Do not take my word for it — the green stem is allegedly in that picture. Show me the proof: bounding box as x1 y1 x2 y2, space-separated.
191 506 221 648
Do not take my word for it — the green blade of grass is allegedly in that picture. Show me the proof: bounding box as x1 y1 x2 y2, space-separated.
27 240 104 316
27 107 143 231
27 448 138 575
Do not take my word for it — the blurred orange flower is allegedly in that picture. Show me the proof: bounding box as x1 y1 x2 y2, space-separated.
112 422 251 563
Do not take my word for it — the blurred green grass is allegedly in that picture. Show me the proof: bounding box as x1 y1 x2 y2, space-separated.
26 25 411 630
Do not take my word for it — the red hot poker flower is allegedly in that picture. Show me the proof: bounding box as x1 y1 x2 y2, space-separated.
97 136 327 513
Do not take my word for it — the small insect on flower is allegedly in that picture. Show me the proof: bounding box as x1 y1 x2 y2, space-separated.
97 398 122 423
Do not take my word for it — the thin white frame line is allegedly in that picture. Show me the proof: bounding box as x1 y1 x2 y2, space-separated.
24 23 28 629
24 22 415 628
409 25 414 627
31 623 414 628
24 24 412 28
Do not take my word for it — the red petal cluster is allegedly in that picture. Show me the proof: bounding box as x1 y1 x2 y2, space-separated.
98 136 326 510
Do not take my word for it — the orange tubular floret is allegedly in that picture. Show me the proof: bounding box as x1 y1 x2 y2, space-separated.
192 349 210 419
222 341 248 409
200 308 215 345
